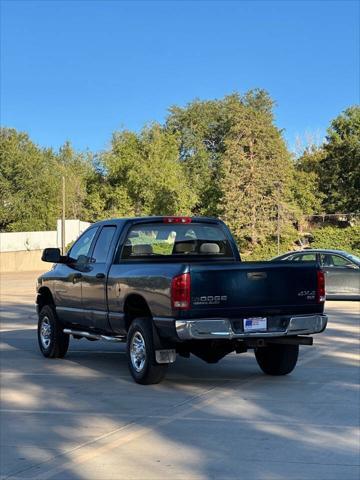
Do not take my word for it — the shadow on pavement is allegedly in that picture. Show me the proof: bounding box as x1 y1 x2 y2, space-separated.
0 300 359 479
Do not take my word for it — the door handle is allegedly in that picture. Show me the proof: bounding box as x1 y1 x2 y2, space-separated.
72 273 82 283
96 273 106 279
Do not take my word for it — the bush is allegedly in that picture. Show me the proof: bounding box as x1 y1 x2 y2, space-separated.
242 242 283 261
238 228 299 261
310 226 360 255
240 225 360 261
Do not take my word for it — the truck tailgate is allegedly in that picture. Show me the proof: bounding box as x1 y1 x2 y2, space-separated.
188 261 323 318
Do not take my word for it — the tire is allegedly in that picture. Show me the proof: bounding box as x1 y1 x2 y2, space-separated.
255 343 299 376
38 305 69 358
126 318 168 385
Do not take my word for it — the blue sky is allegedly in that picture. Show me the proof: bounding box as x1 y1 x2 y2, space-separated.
1 0 359 153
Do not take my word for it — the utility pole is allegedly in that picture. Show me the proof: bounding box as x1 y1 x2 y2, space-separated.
61 176 66 255
277 202 280 255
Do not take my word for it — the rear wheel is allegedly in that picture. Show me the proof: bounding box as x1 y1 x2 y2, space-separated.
38 305 69 358
126 318 167 385
255 343 299 375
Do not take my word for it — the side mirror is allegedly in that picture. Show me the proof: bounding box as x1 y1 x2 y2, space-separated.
76 254 89 266
42 248 62 263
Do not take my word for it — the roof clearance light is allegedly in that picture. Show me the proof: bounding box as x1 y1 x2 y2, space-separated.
163 217 192 224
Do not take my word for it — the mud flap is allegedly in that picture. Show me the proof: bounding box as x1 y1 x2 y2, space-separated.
152 322 176 364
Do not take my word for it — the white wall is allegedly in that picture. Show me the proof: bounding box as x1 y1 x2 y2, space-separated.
56 219 90 248
0 219 90 253
0 230 57 253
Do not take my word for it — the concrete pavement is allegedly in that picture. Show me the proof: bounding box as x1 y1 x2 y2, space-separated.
0 271 359 479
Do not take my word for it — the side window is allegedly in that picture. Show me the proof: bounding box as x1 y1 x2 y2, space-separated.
331 255 351 267
320 254 352 267
288 254 300 261
320 254 332 267
320 254 337 267
69 228 97 262
92 226 116 263
298 253 317 261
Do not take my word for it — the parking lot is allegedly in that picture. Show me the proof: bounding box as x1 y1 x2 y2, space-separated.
0 271 359 480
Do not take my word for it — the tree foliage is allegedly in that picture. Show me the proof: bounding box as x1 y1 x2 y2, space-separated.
296 106 360 214
0 128 91 231
0 128 59 231
84 124 196 220
220 101 295 247
1 95 358 259
166 96 229 215
320 106 360 213
58 142 91 220
166 89 276 217
310 225 360 255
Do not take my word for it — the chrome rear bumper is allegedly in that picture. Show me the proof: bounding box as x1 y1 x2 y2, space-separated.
175 314 328 340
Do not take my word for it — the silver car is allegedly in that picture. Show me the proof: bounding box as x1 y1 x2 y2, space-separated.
271 249 360 300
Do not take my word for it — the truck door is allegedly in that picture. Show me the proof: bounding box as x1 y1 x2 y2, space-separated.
55 227 98 326
81 225 117 330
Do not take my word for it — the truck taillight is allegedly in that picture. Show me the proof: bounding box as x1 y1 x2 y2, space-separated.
163 216 191 224
317 270 326 303
171 273 191 310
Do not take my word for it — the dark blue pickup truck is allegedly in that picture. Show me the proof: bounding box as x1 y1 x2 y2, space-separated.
37 216 327 384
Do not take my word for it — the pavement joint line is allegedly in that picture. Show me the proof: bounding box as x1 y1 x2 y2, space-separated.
2 374 265 479
2 459 359 480
3 466 360 480
0 411 358 429
0 328 37 333
9 362 359 480
0 349 127 353
2 372 344 383
1 290 359 479
2 399 358 413
297 340 357 366
24 340 358 480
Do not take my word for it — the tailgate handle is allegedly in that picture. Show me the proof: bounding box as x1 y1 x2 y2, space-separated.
247 272 267 280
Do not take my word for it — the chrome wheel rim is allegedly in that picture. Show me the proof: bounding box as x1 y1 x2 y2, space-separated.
130 331 146 372
40 316 52 349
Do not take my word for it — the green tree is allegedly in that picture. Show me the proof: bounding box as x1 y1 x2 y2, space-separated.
0 129 94 231
320 106 360 213
219 103 296 249
0 128 60 231
98 124 195 217
293 146 325 216
57 141 93 220
166 89 275 216
83 165 112 222
295 107 360 215
166 98 227 215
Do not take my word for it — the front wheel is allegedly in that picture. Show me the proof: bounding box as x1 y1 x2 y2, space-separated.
255 343 299 375
126 318 168 385
38 305 69 358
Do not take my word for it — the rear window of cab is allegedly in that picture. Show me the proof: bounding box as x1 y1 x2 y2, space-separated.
119 223 234 260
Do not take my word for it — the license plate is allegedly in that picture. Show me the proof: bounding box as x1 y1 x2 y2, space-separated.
243 317 267 332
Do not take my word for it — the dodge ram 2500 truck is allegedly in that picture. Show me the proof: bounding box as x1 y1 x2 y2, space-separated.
37 216 327 384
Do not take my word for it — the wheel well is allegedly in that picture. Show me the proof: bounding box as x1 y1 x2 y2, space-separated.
36 287 54 310
123 294 151 331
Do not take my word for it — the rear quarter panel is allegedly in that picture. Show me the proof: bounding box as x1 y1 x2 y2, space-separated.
107 262 187 332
